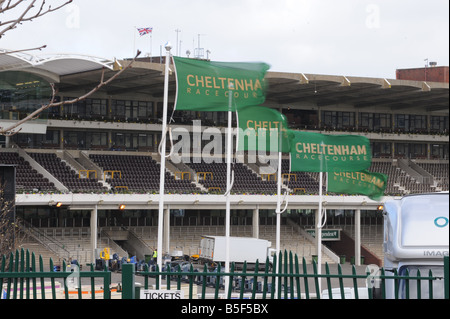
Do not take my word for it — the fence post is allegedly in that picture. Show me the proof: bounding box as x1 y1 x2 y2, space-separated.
122 263 135 299
444 256 449 300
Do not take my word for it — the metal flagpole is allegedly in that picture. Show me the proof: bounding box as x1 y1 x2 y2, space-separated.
276 150 282 254
316 171 324 294
224 83 234 298
274 148 282 298
316 142 327 294
133 26 137 58
157 42 172 274
149 32 153 62
275 126 287 298
276 125 283 259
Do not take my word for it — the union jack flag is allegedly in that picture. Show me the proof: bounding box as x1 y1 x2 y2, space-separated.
137 27 153 36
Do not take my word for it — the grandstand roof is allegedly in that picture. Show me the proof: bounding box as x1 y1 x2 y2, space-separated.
266 72 449 114
0 49 119 82
1 51 448 114
58 59 449 115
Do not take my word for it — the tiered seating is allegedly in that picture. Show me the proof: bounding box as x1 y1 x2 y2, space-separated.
366 161 403 195
417 162 449 191
29 152 107 192
187 160 277 194
0 152 56 192
406 182 435 194
419 162 449 180
281 159 322 193
89 154 201 193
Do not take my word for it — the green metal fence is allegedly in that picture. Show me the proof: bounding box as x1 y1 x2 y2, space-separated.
1 248 449 300
0 248 111 299
124 250 449 300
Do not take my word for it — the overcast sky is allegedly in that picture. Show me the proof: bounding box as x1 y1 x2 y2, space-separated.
1 0 449 78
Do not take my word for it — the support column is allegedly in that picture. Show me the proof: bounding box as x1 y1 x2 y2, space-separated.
355 209 361 266
252 207 259 238
315 208 322 261
164 207 170 254
90 205 98 264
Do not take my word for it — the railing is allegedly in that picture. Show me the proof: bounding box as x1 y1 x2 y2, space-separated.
2 248 449 300
18 220 71 260
1 248 111 300
123 251 449 300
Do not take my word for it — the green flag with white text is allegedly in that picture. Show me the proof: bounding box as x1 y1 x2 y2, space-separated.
289 131 372 172
328 170 388 201
173 56 270 112
237 106 290 153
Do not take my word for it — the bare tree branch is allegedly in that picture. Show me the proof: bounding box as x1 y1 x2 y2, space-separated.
0 1 23 14
0 0 72 38
0 50 142 136
0 45 47 55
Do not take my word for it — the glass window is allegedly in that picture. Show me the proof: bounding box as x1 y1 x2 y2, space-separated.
63 97 86 119
372 142 392 158
395 114 409 132
431 116 449 133
64 131 86 149
0 71 52 120
374 113 391 130
359 113 372 129
112 100 126 121
138 101 153 121
44 130 60 146
87 98 107 119
88 132 108 149
431 144 448 160
409 143 427 158
138 133 153 148
409 115 427 132
395 143 409 158
114 133 125 148
322 111 355 129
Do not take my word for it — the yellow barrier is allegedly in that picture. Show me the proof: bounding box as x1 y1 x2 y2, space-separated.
104 170 122 179
79 170 97 179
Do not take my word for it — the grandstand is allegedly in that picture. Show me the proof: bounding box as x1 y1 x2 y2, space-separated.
1 50 448 267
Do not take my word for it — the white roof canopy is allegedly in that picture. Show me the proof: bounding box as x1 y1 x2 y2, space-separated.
0 49 119 81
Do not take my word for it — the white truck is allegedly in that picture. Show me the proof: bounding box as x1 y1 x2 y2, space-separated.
199 236 276 269
381 192 449 299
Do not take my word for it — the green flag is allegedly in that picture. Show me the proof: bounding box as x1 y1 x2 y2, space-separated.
328 169 388 201
289 131 372 172
173 56 270 112
237 106 290 153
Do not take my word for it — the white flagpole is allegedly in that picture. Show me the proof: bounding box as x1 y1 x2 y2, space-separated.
274 124 286 298
150 32 153 62
274 148 282 299
276 150 282 254
133 26 137 58
157 42 172 273
316 171 323 294
224 83 234 299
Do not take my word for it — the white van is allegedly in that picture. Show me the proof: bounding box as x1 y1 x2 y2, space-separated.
382 192 449 299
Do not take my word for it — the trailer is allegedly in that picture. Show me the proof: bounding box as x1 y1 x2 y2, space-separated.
199 236 275 269
381 192 449 299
